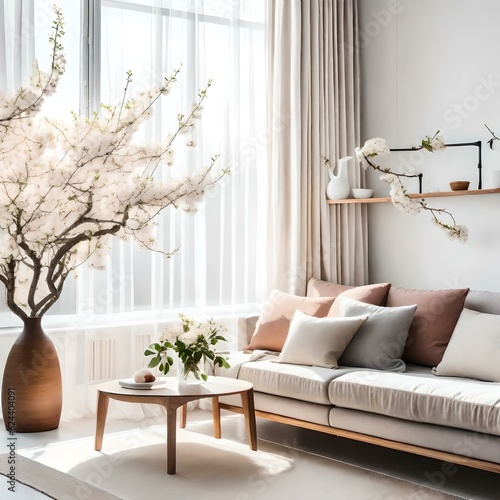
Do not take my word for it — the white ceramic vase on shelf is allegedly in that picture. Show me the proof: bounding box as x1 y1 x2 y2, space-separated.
326 156 352 200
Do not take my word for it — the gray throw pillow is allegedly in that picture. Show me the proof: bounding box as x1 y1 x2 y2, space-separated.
338 297 417 371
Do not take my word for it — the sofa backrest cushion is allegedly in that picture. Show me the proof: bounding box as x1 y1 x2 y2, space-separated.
243 289 335 353
338 297 417 372
276 310 368 368
386 286 469 367
306 277 391 316
433 308 500 382
465 289 500 314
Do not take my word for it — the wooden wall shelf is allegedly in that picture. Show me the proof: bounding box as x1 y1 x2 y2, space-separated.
327 188 500 204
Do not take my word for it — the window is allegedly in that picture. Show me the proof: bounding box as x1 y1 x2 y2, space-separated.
0 0 267 326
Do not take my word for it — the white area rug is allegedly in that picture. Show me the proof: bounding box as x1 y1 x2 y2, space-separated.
0 453 120 499
14 425 465 500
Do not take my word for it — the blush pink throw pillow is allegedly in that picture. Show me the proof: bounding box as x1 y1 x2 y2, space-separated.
244 289 335 353
306 277 391 317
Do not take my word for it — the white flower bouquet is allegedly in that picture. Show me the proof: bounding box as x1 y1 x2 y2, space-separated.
145 314 230 381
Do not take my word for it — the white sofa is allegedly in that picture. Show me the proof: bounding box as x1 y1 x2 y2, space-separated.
212 279 500 474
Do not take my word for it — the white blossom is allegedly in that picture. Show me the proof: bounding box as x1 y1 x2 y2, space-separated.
429 135 446 152
161 323 183 344
359 137 390 158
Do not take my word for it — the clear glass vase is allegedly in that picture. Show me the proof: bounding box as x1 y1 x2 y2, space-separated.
176 358 206 385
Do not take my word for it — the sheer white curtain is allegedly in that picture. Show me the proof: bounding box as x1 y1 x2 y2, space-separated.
94 0 268 317
266 0 367 295
0 0 33 93
0 1 84 323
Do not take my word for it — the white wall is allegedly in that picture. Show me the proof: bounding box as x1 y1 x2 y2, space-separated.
358 0 500 291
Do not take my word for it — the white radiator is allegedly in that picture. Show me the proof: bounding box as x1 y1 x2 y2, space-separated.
88 337 117 382
134 333 152 371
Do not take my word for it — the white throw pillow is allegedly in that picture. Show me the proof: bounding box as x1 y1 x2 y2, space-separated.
433 308 500 382
277 310 368 368
338 297 417 371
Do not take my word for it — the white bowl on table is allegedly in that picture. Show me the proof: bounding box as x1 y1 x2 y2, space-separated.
351 188 374 199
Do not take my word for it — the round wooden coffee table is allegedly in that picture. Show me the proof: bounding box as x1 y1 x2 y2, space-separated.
94 376 257 474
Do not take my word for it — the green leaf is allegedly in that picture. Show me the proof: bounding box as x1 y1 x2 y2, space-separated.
148 357 160 368
144 349 155 356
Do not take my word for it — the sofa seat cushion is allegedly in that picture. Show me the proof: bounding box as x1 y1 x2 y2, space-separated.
237 358 360 405
328 369 500 436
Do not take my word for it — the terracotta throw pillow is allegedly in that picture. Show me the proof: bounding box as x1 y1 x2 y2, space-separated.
306 277 391 316
385 286 469 367
244 289 335 353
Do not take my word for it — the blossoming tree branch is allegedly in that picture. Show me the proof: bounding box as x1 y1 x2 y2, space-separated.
355 133 468 243
0 8 226 319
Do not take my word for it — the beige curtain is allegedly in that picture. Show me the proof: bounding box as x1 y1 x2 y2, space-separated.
265 0 303 293
266 0 367 294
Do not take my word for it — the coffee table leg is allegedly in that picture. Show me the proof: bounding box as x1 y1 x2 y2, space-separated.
165 405 177 474
180 404 187 429
95 391 110 451
212 397 221 439
240 388 257 451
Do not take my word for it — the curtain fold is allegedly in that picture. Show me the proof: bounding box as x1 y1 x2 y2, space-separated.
265 0 302 293
0 0 34 93
267 0 367 294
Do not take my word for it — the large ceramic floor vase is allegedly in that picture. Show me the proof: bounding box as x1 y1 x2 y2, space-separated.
1 317 62 432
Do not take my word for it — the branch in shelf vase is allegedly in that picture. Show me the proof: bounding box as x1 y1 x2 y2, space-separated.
355 132 468 243
485 124 499 149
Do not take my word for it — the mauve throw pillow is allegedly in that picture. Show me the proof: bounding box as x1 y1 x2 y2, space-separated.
306 277 391 317
244 289 335 353
385 286 469 367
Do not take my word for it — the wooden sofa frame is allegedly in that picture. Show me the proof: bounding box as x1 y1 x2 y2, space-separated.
218 401 500 475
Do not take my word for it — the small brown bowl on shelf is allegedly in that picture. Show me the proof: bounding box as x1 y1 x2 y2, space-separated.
449 181 470 191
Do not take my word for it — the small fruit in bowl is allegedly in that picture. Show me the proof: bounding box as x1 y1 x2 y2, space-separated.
133 369 156 383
